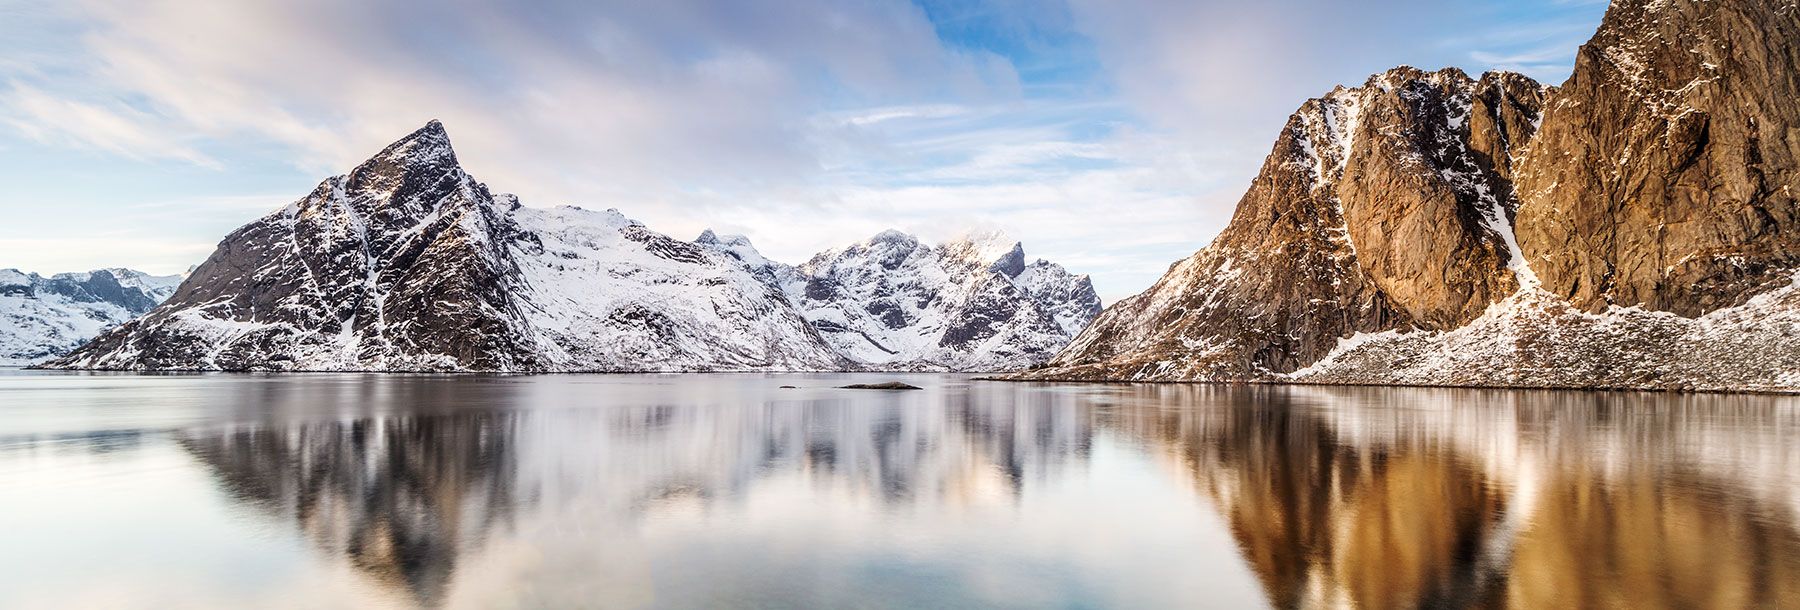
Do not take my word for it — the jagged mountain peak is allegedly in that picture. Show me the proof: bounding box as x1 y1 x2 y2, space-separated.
362 119 456 170
726 227 1099 371
42 120 1100 373
695 229 754 249
342 120 467 210
0 269 29 287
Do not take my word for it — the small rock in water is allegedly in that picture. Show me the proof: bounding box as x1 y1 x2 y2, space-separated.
778 385 798 389
837 382 922 390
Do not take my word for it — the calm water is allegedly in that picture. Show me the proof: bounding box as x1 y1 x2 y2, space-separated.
1 371 1798 609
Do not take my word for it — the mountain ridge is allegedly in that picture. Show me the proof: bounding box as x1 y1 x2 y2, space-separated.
696 227 1102 371
1 268 181 366
1004 0 1800 392
41 122 1099 372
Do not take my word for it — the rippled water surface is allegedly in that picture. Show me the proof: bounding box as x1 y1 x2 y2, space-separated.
2 371 1798 609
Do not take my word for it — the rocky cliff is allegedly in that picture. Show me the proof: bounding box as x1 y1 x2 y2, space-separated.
1020 68 1549 381
1515 0 1800 316
1009 0 1800 391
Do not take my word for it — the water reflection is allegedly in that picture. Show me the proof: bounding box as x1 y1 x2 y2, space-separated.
10 374 1799 609
1116 386 1800 609
181 414 520 607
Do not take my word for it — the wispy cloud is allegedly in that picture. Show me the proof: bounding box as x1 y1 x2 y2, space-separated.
0 82 219 168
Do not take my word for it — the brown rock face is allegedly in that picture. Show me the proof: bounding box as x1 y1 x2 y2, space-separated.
1336 69 1545 329
1009 0 1800 388
1515 0 1800 315
1028 68 1548 381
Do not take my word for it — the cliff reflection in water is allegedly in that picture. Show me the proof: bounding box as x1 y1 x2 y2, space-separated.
1117 385 1800 610
180 413 521 607
174 377 1800 609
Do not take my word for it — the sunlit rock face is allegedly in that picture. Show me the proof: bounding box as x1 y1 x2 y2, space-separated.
1516 0 1800 316
1009 0 1800 391
1011 68 1549 381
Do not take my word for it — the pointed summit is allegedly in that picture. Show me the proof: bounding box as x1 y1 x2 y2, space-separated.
346 120 461 195
381 119 455 164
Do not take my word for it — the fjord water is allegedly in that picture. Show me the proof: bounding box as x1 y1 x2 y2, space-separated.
1 372 1797 609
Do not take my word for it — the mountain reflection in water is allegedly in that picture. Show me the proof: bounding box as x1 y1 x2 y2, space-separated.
2 373 1797 609
1116 387 1800 609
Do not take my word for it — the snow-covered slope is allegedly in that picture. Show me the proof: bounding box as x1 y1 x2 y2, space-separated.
1290 277 1800 392
508 206 848 370
1 268 181 365
45 121 1099 372
47 121 849 372
697 229 1103 371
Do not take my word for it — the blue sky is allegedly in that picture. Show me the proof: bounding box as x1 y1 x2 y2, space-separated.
0 0 1609 301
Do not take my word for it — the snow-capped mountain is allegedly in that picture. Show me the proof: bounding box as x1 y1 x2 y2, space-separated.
47 121 847 372
45 121 1098 372
697 228 1102 371
1007 0 1800 391
1 268 182 365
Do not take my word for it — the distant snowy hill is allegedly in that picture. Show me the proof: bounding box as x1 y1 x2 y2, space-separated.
697 229 1102 371
1 268 182 366
46 121 1098 372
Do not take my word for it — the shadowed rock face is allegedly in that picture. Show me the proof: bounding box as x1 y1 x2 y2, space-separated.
53 121 544 371
1516 0 1800 316
1024 68 1548 380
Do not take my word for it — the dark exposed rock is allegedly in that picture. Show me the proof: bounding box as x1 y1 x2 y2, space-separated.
59 121 543 371
623 225 710 264
837 382 922 390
